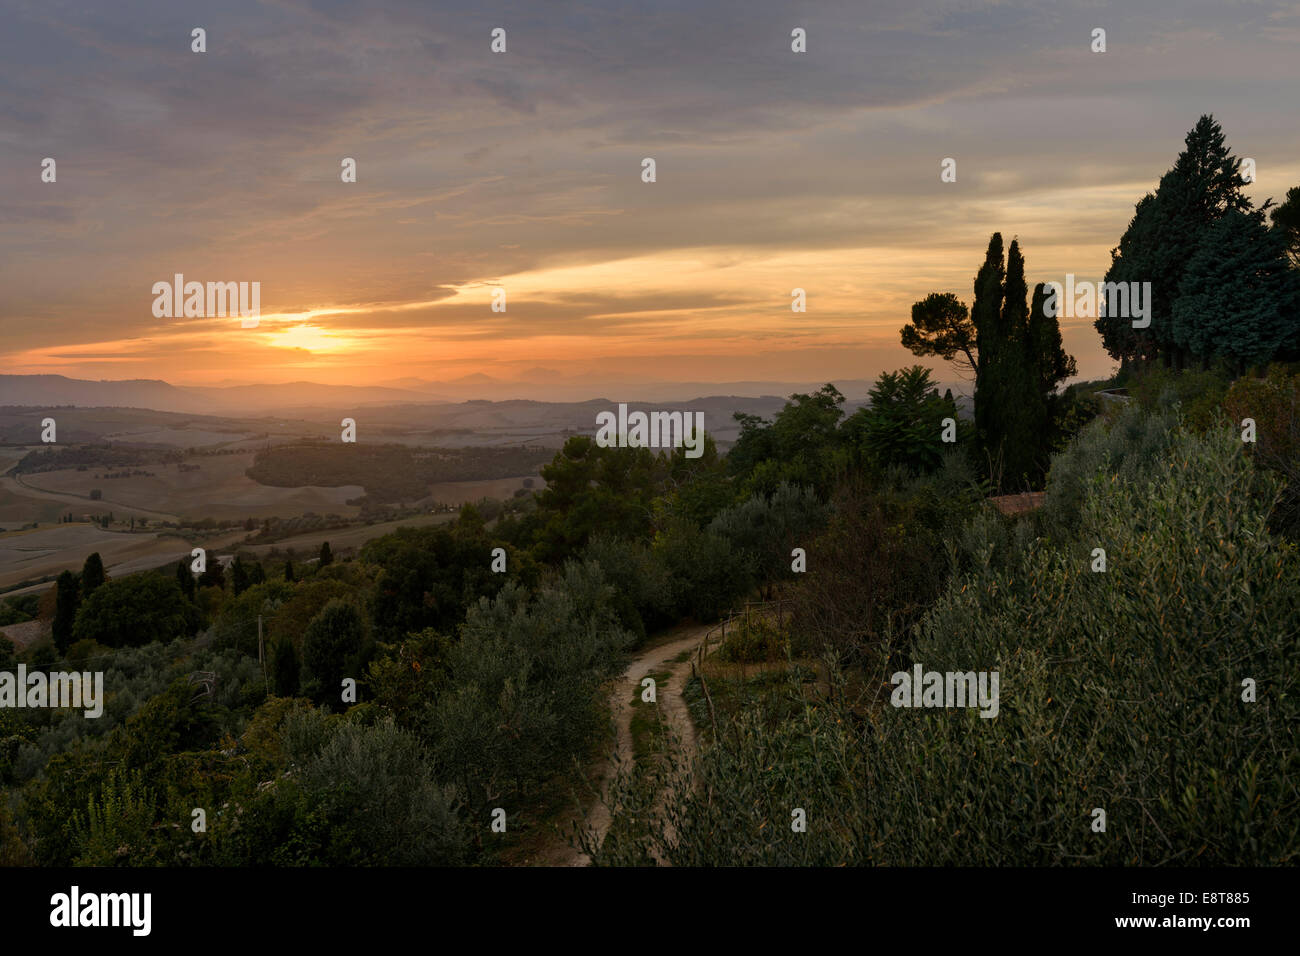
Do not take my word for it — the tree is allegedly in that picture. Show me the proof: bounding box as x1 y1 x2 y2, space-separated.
992 240 1046 486
71 574 199 648
1098 115 1252 368
727 385 847 498
533 437 662 563
900 292 977 376
53 570 80 653
175 559 196 601
198 560 225 590
284 559 295 582
318 541 333 568
80 552 106 598
842 366 963 475
231 557 250 596
971 232 1006 460
271 637 300 697
301 599 367 709
1028 282 1077 399
1172 208 1300 371
1270 185 1300 267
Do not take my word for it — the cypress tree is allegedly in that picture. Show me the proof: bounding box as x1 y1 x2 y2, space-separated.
272 638 300 696
231 557 250 596
318 541 333 568
284 559 296 582
52 570 80 653
972 232 1006 467
1029 282 1077 400
996 240 1046 487
176 558 196 601
80 552 106 598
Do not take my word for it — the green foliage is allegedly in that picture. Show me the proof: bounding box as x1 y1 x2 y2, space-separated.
1126 363 1232 431
709 482 828 597
717 619 790 663
364 629 450 728
729 385 848 499
532 437 663 563
1271 184 1300 267
600 418 1300 866
975 237 1051 489
651 518 746 622
300 599 370 710
274 713 469 866
788 477 953 662
1173 208 1300 369
425 564 633 810
230 557 251 595
71 572 199 648
272 637 300 697
175 558 196 601
1224 365 1300 539
842 366 966 475
1099 114 1256 367
72 768 159 866
579 535 673 641
1038 401 1180 539
364 523 515 641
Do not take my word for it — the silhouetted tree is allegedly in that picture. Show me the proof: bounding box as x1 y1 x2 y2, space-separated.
900 292 977 377
52 571 80 653
80 552 105 598
175 559 196 601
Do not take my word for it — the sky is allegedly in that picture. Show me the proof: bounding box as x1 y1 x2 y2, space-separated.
1 0 1298 398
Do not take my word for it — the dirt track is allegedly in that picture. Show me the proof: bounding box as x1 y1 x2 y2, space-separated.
553 622 712 866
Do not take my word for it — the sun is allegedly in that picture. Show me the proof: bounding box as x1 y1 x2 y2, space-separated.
270 325 343 353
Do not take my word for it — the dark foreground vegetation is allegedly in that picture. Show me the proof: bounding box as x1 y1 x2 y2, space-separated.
1 115 1297 866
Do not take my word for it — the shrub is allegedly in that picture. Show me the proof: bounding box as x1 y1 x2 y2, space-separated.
605 418 1300 866
1223 365 1300 540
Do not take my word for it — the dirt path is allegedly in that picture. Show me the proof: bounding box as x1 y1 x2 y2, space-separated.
553 621 713 866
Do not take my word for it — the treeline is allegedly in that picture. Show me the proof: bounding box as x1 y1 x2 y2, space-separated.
14 445 183 474
245 442 550 504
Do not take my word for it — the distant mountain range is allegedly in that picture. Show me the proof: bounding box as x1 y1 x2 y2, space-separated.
0 373 970 413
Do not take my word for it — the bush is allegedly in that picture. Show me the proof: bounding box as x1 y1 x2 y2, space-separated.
1128 364 1232 430
425 563 633 810
717 619 790 663
71 573 200 648
1223 365 1300 540
602 417 1300 866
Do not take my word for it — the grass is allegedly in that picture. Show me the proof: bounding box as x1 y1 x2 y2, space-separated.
629 670 672 769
